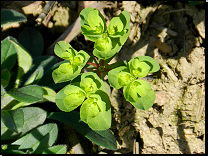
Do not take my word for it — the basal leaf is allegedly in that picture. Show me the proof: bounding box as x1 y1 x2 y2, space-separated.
1 36 17 71
8 85 44 103
18 27 44 58
1 109 24 133
1 69 11 88
40 145 67 154
1 9 27 27
1 107 47 141
12 123 58 154
47 111 117 150
8 37 32 88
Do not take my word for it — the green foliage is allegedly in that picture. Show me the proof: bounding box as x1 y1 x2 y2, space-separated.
18 27 44 58
2 7 161 153
1 12 67 154
55 72 111 130
80 7 130 60
52 8 160 133
1 107 67 154
52 41 90 83
108 56 160 110
48 111 117 150
1 9 27 27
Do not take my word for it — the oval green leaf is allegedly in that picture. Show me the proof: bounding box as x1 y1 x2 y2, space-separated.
1 9 27 27
40 145 67 154
123 79 155 110
1 36 17 71
8 37 32 88
47 111 117 150
18 27 44 58
12 123 58 154
1 109 24 133
1 107 47 141
8 85 44 103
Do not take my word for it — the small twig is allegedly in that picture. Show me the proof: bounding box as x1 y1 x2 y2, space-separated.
35 1 56 26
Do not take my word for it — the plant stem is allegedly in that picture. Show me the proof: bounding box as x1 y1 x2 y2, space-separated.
100 59 104 66
87 62 99 68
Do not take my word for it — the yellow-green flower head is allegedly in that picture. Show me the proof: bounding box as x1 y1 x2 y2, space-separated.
108 17 124 35
117 72 135 87
63 85 86 109
129 59 151 78
80 77 98 96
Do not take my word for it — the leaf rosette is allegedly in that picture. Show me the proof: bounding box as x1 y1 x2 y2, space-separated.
52 41 90 83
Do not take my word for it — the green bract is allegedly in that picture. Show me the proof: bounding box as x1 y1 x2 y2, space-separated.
80 90 111 131
123 80 156 110
80 8 130 60
52 41 90 83
108 56 160 110
117 72 135 87
55 72 111 130
80 7 107 42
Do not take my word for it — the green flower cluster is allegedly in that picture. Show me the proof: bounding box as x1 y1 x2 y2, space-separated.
80 7 130 60
55 72 111 131
108 56 160 110
52 41 90 83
